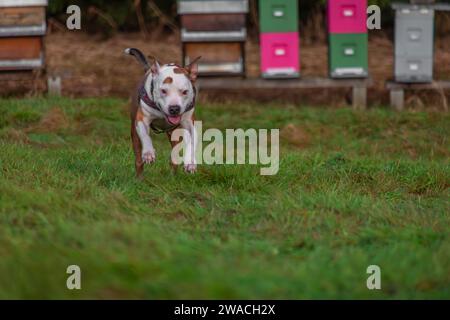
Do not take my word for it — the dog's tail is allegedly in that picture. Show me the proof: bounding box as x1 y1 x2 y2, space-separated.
124 48 150 72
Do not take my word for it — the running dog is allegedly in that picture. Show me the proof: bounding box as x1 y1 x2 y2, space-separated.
125 48 200 178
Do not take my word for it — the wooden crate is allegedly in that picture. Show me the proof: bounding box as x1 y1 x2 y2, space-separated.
181 13 246 42
0 37 44 70
0 6 46 36
184 42 245 76
178 0 249 14
0 0 47 72
181 13 246 31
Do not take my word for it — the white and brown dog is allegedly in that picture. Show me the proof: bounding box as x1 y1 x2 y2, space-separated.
125 48 200 178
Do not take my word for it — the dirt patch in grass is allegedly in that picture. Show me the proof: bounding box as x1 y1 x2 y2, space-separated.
28 107 70 133
281 123 311 149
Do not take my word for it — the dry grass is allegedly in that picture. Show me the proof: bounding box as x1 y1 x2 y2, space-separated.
280 123 311 148
29 107 69 133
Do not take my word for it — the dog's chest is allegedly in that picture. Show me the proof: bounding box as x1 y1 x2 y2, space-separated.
150 118 179 133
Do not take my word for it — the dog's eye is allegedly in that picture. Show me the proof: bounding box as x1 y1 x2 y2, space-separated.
182 90 189 96
161 89 167 95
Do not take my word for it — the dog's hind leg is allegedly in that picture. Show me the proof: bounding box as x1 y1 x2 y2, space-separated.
131 122 144 179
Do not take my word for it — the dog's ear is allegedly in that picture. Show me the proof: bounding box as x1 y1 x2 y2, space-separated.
148 55 161 75
151 61 160 75
186 56 201 82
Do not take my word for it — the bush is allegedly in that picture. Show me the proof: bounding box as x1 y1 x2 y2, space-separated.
48 0 449 36
48 0 177 35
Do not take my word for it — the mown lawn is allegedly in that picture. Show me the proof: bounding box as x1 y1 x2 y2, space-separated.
0 97 448 299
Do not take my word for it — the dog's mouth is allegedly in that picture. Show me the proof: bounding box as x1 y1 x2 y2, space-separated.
166 115 182 125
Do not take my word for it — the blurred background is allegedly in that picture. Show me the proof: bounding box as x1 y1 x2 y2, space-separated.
3 0 450 108
0 2 449 299
45 0 448 36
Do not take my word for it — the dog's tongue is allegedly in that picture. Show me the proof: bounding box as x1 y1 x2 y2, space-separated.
167 115 182 125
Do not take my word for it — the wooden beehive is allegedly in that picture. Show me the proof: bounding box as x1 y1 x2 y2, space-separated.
178 0 249 76
0 0 47 71
184 42 244 75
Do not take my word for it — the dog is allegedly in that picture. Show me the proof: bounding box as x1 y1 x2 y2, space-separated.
125 48 200 178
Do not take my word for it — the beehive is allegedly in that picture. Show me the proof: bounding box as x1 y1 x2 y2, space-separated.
393 3 435 83
178 0 248 76
0 0 47 71
259 0 300 78
327 0 368 78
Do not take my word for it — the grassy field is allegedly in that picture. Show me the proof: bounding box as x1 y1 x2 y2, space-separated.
0 97 448 299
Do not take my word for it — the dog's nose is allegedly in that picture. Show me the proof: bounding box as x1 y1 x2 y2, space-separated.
169 105 181 115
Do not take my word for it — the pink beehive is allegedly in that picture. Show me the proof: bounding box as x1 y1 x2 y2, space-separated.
260 32 300 78
328 0 367 34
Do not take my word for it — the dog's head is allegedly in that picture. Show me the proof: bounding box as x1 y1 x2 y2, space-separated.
149 57 200 125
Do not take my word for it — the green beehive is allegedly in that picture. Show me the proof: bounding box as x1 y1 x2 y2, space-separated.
259 0 298 33
329 33 368 78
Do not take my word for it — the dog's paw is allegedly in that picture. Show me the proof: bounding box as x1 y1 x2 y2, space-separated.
142 149 156 164
184 164 197 174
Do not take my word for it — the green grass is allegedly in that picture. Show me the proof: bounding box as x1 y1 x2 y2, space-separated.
0 97 449 299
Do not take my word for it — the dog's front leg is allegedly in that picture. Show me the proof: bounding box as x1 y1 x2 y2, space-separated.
181 120 197 173
136 119 156 164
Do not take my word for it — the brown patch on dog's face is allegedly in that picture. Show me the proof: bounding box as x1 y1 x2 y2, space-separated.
163 77 173 84
173 67 188 75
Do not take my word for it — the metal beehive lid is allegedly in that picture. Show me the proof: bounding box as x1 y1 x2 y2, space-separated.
392 2 450 11
0 57 44 70
0 24 47 37
0 0 48 7
178 0 249 14
433 3 450 11
181 29 247 42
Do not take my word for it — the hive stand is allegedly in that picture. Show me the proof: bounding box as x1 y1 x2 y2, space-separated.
0 70 42 93
388 2 450 110
386 80 450 111
197 77 373 110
